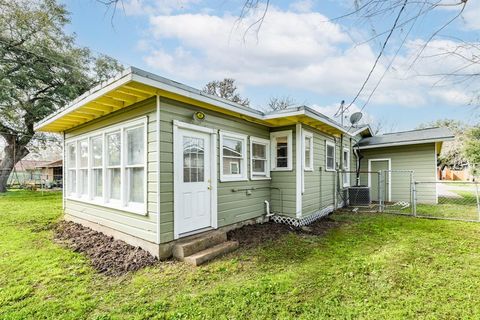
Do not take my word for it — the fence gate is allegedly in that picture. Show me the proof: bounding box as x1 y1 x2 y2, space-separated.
381 170 414 215
340 170 414 215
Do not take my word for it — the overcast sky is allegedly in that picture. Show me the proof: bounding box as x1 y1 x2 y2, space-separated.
62 0 480 131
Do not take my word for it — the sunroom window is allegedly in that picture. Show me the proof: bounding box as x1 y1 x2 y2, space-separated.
107 131 121 203
91 136 103 199
125 126 145 207
220 131 247 181
65 117 147 215
78 139 89 198
250 137 270 179
270 130 292 171
67 143 76 196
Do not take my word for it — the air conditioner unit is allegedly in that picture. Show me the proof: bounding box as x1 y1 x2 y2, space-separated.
348 186 371 206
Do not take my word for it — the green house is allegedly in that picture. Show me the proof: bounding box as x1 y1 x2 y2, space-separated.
34 67 453 259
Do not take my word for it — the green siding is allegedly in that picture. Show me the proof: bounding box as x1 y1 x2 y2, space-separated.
270 126 297 217
301 124 351 217
159 98 272 243
360 143 436 204
64 99 159 243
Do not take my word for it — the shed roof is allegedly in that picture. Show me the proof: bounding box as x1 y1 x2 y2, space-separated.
33 67 350 137
356 127 454 149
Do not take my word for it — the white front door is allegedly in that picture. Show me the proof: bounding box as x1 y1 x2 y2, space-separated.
174 126 213 237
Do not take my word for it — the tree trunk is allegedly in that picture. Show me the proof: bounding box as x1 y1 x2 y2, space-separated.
0 143 29 193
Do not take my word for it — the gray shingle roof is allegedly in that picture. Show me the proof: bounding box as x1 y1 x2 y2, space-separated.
357 127 454 149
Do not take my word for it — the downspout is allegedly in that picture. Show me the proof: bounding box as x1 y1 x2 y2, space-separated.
353 144 363 186
156 94 161 245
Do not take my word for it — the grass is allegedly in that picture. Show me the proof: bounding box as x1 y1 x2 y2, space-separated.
416 190 479 220
3 191 480 318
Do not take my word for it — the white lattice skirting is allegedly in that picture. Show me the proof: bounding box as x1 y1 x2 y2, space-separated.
271 205 334 227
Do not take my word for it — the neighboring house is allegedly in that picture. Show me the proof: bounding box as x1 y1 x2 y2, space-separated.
34 67 453 258
5 159 49 185
35 159 63 185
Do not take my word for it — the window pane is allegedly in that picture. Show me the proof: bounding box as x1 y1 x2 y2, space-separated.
93 169 103 198
127 126 144 165
68 170 76 194
128 167 144 203
92 136 103 167
252 143 266 159
107 132 121 166
253 159 266 173
108 168 121 200
79 140 88 168
183 136 205 183
327 145 334 157
67 143 76 168
305 150 311 167
79 169 88 195
327 157 334 169
222 137 242 157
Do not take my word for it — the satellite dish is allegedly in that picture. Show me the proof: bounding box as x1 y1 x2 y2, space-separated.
350 112 363 125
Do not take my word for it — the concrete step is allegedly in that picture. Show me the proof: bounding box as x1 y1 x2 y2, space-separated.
184 241 239 266
172 231 227 260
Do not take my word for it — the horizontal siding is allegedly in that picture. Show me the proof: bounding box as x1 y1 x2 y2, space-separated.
159 98 272 243
361 143 436 204
302 124 349 216
64 99 159 243
270 126 297 217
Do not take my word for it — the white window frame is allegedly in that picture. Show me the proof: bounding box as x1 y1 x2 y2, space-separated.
303 130 314 171
66 142 77 197
250 137 271 180
219 131 248 182
65 117 148 215
325 140 336 171
343 147 350 187
90 134 104 202
77 138 89 199
270 130 293 171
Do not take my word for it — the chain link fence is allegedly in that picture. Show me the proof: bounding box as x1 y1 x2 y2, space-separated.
339 169 480 223
414 181 480 222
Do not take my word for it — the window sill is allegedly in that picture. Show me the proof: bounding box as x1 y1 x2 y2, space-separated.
325 168 336 172
66 196 147 216
219 177 249 182
304 168 314 172
251 176 272 181
271 168 293 172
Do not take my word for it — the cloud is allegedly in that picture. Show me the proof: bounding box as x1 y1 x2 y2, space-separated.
137 6 478 111
289 0 314 13
122 0 200 16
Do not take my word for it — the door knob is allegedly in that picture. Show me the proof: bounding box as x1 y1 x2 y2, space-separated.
207 186 212 190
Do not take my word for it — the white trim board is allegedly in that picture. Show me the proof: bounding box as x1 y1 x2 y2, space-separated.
367 158 392 201
295 124 302 218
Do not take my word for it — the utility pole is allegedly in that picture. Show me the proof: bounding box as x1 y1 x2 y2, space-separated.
334 100 346 126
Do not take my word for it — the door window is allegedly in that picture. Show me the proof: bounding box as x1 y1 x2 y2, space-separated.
183 136 205 183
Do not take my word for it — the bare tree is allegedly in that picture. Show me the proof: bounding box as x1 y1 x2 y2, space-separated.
203 78 250 107
267 96 295 111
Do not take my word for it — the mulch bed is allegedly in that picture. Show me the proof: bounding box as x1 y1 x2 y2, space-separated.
54 221 158 276
227 217 344 247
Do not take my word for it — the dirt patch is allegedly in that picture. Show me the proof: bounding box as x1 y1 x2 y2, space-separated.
54 221 157 276
227 217 344 247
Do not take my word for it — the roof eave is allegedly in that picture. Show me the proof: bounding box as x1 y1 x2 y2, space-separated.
357 136 455 150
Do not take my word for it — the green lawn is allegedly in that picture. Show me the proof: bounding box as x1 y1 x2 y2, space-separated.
4 191 480 319
416 190 479 221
